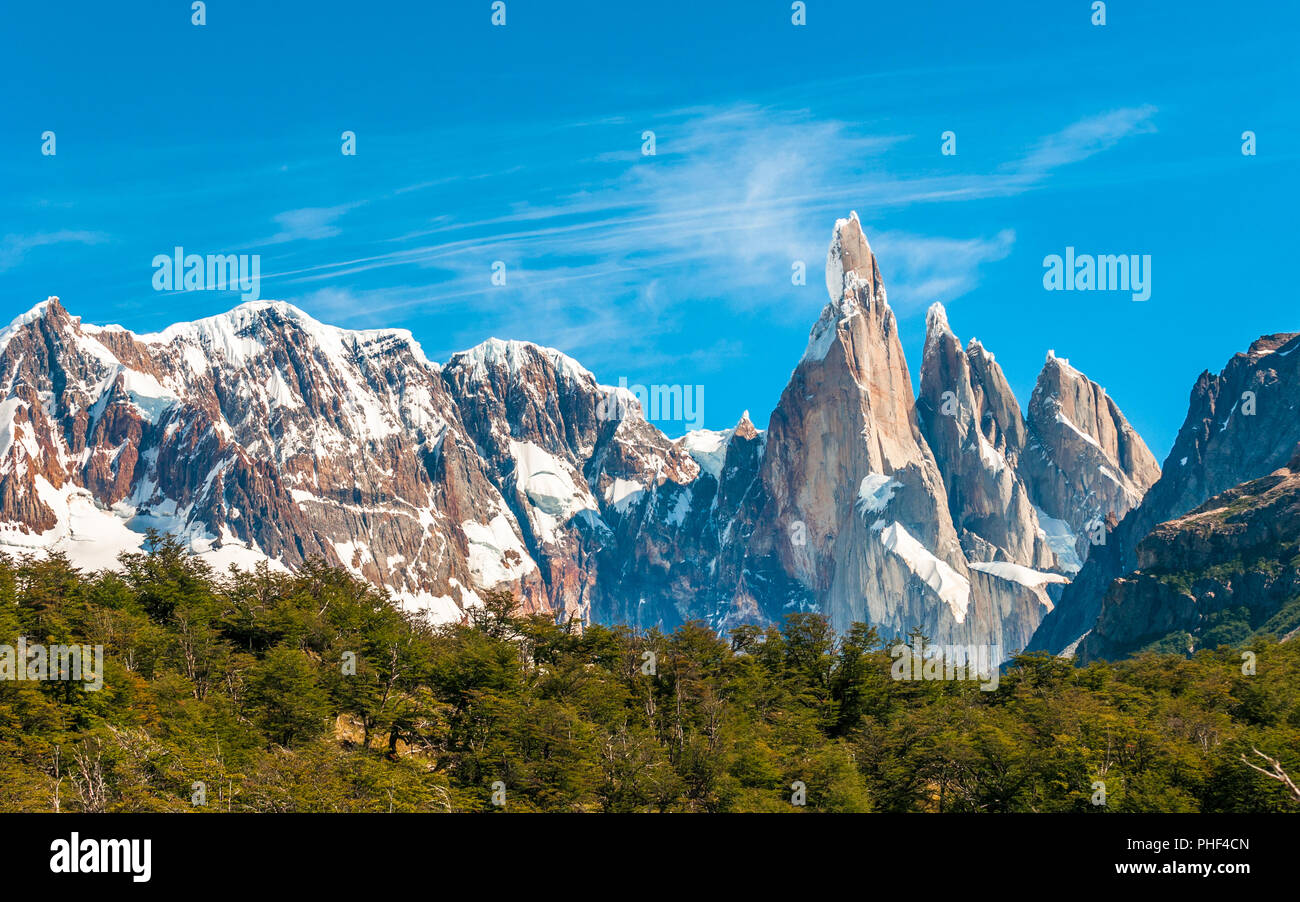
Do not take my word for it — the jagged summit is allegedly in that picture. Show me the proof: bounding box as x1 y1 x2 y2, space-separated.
1020 346 1160 571
803 213 897 370
1028 351 1156 475
925 301 953 334
823 210 882 305
8 295 63 321
1245 332 1300 358
923 302 956 355
0 297 67 355
1043 348 1073 372
918 304 1057 572
136 299 434 368
447 336 594 385
1033 324 1300 655
733 410 759 439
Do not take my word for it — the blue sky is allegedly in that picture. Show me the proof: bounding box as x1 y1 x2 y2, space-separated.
2 0 1296 458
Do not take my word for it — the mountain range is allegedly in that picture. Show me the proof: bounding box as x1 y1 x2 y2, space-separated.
2 213 1296 661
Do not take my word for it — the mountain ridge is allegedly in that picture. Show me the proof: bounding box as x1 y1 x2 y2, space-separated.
5 214 1281 666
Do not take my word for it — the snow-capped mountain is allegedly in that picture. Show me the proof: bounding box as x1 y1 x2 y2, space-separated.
0 293 764 630
0 297 512 619
0 213 1186 661
696 214 1152 656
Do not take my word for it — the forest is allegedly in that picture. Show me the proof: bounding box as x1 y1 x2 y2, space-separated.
1 535 1297 813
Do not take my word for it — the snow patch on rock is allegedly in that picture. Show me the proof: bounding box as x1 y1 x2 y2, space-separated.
605 478 645 514
1032 504 1083 573
880 522 971 623
1054 408 1101 449
509 439 599 544
678 429 731 481
460 509 537 587
968 560 1070 589
857 473 903 514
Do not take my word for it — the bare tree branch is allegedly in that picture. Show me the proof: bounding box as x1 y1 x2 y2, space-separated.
1240 748 1300 802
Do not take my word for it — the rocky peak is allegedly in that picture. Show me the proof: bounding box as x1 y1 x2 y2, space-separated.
1031 331 1300 656
1020 349 1159 567
443 337 606 461
965 338 1028 461
2 295 67 333
804 212 891 366
1245 333 1298 358
11 295 59 324
823 211 883 307
917 303 1056 569
714 216 1057 657
1031 351 1156 476
1157 333 1300 517
923 299 955 343
732 410 759 441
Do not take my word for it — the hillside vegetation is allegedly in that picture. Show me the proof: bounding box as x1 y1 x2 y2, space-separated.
1 536 1297 813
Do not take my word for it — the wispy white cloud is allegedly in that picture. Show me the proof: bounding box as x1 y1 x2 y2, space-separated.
0 230 110 272
266 102 1157 368
873 229 1017 312
1015 105 1158 175
266 203 362 244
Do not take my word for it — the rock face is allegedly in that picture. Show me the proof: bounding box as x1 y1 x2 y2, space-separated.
438 337 762 629
704 214 1066 656
917 303 1056 571
717 215 967 633
1030 332 1300 655
1019 350 1161 569
0 213 1178 660
0 298 535 620
1077 444 1300 661
439 337 629 623
0 297 766 630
